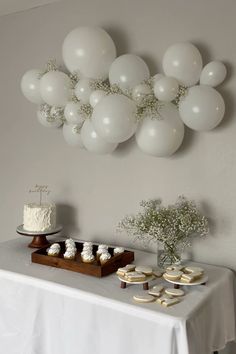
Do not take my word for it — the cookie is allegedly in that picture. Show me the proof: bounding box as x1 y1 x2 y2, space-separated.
184 266 204 274
157 294 173 304
125 271 146 282
164 270 183 281
148 285 164 297
152 269 163 278
116 265 135 277
133 294 155 303
162 297 180 307
181 271 202 283
135 265 153 275
166 265 185 272
165 288 185 297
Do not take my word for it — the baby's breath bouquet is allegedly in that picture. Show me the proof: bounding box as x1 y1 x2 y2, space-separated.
117 196 209 267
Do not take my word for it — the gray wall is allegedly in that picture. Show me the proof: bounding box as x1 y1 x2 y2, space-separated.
0 1 235 351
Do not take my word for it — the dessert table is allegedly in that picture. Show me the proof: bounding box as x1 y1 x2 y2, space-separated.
0 238 235 354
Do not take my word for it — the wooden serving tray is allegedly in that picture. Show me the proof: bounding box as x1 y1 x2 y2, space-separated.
31 241 135 277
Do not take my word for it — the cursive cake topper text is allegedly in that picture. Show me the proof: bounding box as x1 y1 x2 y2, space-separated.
29 184 51 205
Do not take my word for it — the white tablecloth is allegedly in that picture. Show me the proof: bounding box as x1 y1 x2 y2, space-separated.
0 238 235 354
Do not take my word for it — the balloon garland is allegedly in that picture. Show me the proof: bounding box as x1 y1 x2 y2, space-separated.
21 26 227 157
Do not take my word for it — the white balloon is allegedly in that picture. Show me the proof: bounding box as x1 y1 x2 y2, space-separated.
40 71 72 106
200 61 227 87
37 109 62 128
92 94 137 143
63 123 84 147
64 102 84 125
81 119 118 154
109 54 150 90
89 90 106 107
135 103 184 157
62 26 116 79
21 69 44 104
74 78 93 103
163 42 203 87
179 85 225 131
154 77 179 102
152 73 164 84
132 83 152 103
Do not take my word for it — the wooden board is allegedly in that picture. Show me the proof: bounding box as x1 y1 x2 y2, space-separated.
31 241 135 277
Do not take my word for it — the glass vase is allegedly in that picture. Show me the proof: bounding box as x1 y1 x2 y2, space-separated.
158 242 181 269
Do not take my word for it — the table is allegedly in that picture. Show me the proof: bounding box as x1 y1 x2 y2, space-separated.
0 238 235 354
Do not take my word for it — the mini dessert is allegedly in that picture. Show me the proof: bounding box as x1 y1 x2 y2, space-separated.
47 247 60 257
181 271 202 283
81 252 95 264
63 250 76 260
157 294 173 304
135 265 153 275
65 238 75 246
100 252 111 265
133 294 155 303
164 270 183 281
159 297 180 307
125 271 146 282
83 242 93 248
66 245 77 253
50 243 61 251
113 247 124 256
98 244 108 250
96 248 108 260
148 285 164 297
165 288 185 297
184 266 204 274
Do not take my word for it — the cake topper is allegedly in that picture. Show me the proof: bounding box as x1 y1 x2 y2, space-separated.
29 184 50 205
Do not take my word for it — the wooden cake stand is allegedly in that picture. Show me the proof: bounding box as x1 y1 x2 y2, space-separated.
16 224 62 248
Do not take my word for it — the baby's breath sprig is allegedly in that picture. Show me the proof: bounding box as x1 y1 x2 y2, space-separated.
173 85 188 107
136 96 164 122
38 59 59 79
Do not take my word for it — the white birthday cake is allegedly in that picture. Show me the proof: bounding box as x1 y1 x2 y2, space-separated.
23 203 56 232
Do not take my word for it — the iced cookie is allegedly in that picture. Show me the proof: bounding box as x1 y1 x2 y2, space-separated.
133 294 155 303
125 271 146 282
148 285 164 297
165 288 185 297
135 266 153 275
184 266 204 274
164 270 183 281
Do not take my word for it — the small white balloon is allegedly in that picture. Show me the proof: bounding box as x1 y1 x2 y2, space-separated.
154 77 179 102
179 85 225 131
64 101 84 125
163 42 203 87
21 69 44 104
81 119 118 154
132 83 152 103
74 78 93 104
135 103 184 157
63 123 84 147
40 71 72 106
62 26 116 79
152 73 164 84
92 94 137 143
109 54 150 90
89 90 106 108
200 61 227 87
37 108 62 128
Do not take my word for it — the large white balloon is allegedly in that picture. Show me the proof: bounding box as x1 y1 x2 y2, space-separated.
64 102 84 125
109 54 150 90
40 71 72 106
37 108 62 128
163 42 203 87
63 123 84 147
92 94 137 143
154 77 179 102
74 78 93 103
89 90 106 108
135 103 184 157
21 69 44 104
200 61 227 87
62 26 116 79
179 85 225 131
81 119 118 154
